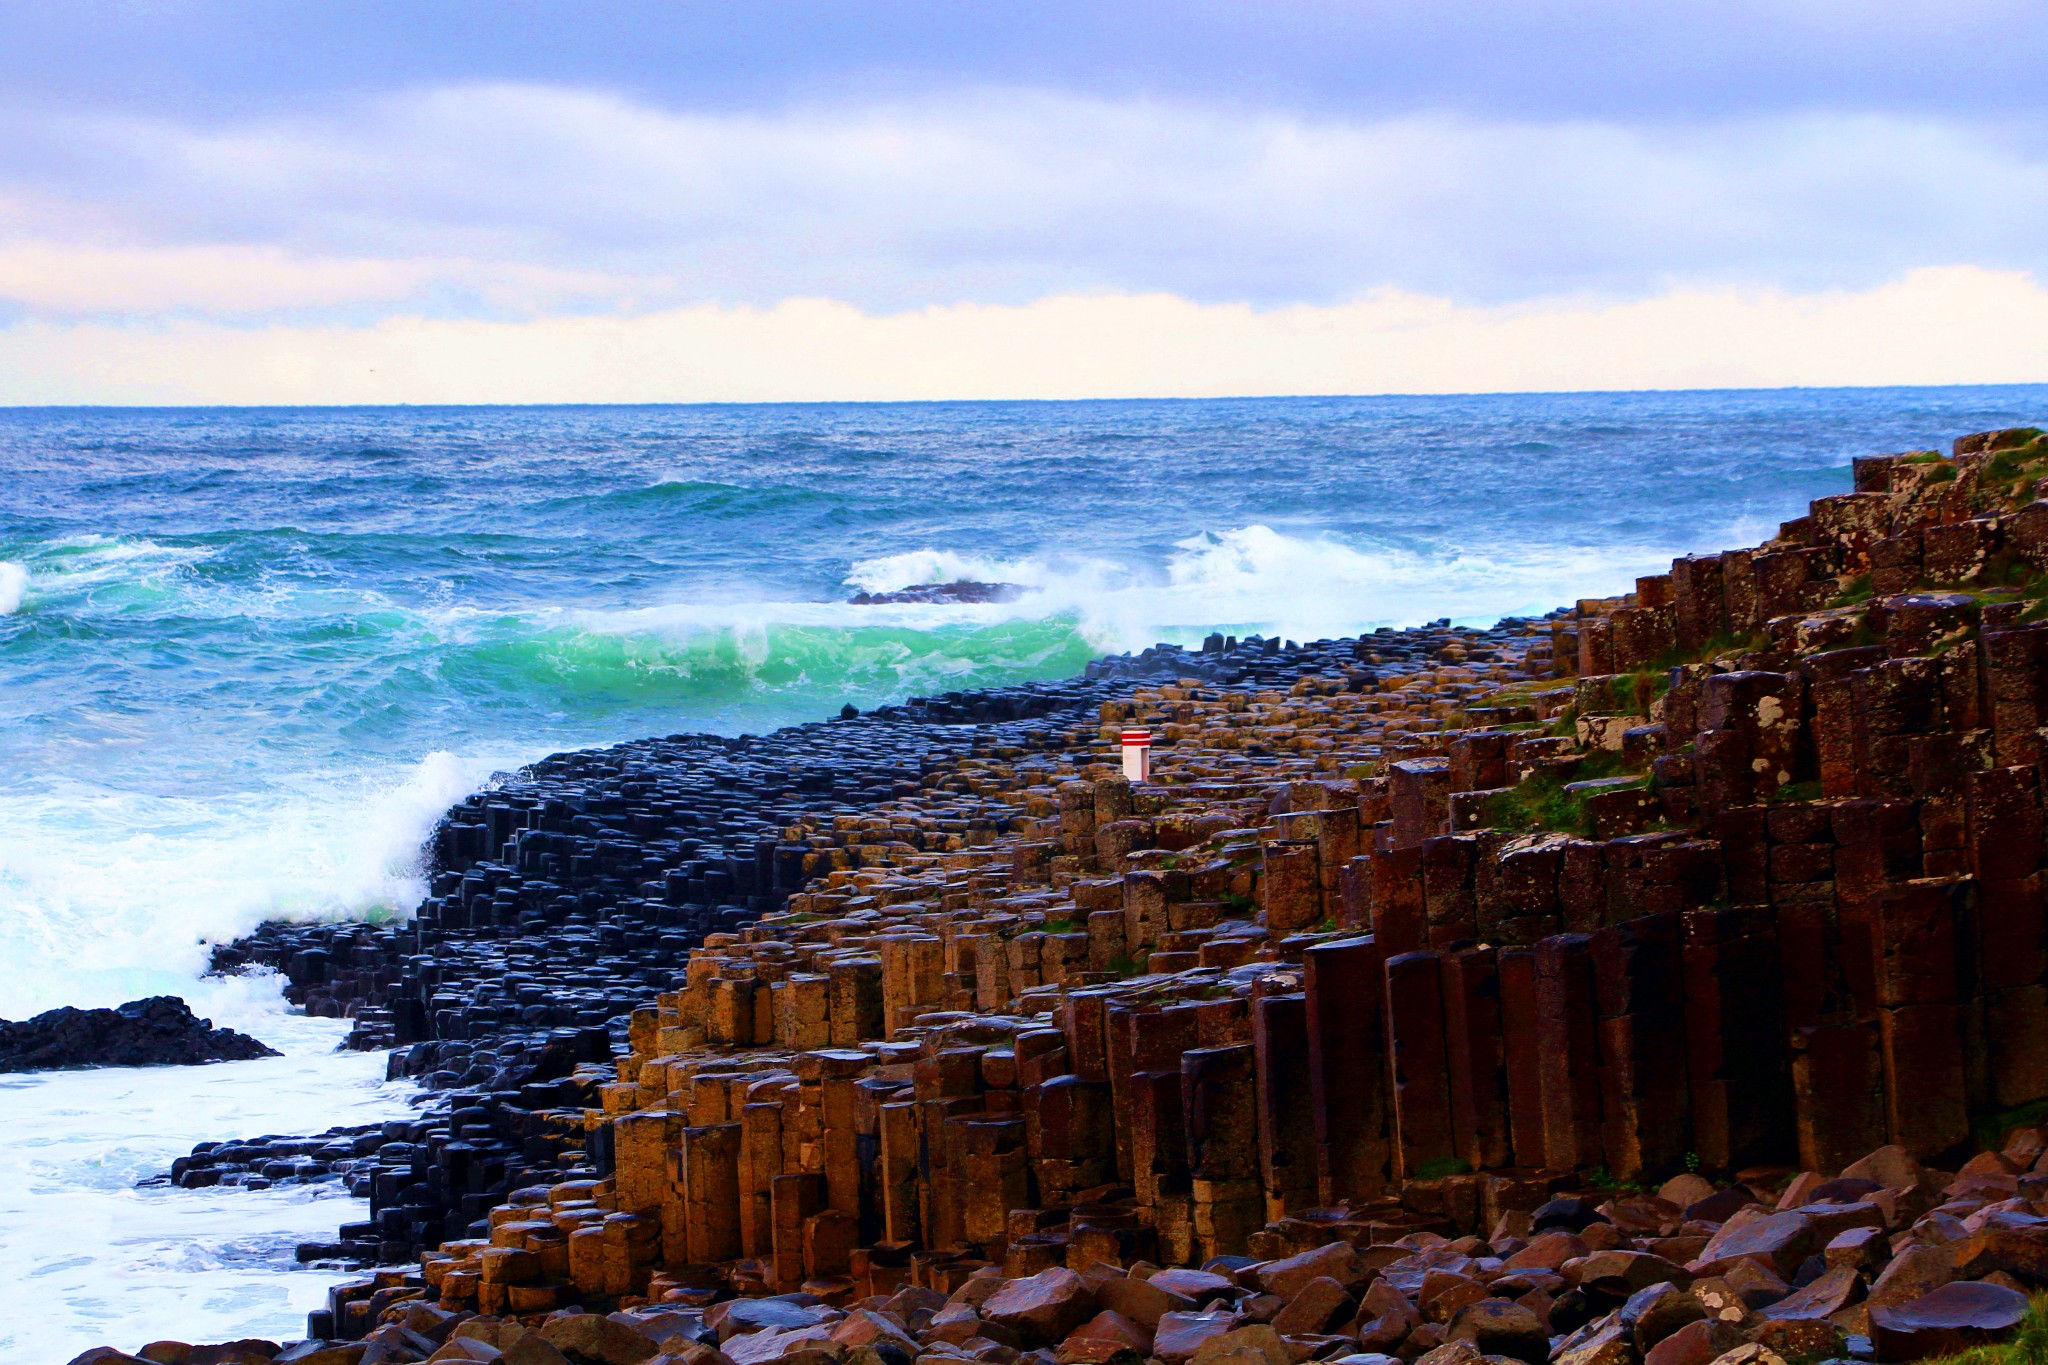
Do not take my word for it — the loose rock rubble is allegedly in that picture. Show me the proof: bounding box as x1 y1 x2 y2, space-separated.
0 995 277 1072
93 428 2048 1365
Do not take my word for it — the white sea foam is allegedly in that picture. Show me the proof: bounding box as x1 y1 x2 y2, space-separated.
840 523 1681 652
0 997 414 1363
0 749 517 1018
0 561 26 614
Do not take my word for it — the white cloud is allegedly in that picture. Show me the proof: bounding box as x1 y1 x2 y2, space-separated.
0 238 668 316
4 266 2042 405
3 85 2048 318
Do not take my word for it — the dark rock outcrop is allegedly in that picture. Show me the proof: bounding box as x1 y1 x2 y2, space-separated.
0 996 278 1072
848 579 1024 605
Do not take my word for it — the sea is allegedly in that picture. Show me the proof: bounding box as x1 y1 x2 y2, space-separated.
2 386 2046 1358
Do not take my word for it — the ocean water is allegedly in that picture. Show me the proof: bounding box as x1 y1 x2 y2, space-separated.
0 974 415 1362
3 387 2047 1356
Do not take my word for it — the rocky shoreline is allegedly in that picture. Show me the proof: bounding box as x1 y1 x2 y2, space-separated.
79 426 2048 1365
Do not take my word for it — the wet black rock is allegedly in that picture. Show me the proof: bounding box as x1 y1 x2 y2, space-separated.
849 579 1024 604
0 996 279 1072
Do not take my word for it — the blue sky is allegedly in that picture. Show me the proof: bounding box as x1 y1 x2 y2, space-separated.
2 1 2046 401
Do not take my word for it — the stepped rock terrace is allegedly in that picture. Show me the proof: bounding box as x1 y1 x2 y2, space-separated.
89 426 2048 1365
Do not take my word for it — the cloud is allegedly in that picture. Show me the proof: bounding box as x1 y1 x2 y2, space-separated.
0 237 667 316
3 86 2048 319
5 266 2043 405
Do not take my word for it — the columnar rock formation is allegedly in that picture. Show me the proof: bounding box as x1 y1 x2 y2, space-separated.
97 428 2048 1365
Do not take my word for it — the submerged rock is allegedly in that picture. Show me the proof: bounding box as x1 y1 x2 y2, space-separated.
847 579 1024 605
0 995 278 1072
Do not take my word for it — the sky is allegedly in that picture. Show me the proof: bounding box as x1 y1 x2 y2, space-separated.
4 0 2048 403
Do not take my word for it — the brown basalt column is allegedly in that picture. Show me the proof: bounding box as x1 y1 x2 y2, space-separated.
613 1108 683 1217
1181 1043 1262 1259
1389 758 1451 850
1029 1072 1115 1206
739 1100 784 1257
1578 617 1614 676
1672 554 1728 653
1590 912 1690 1181
1303 935 1390 1202
1721 547 1760 635
827 956 884 1045
1791 1021 1887 1174
1064 986 1117 1083
1448 731 1511 794
1558 839 1607 936
1384 950 1455 1182
777 973 831 1050
1252 991 1317 1218
707 976 757 1046
681 1122 743 1265
771 1172 826 1292
877 1099 922 1245
1493 836 1563 945
1681 906 1790 1172
1310 805 1362 917
1261 839 1324 932
1440 944 1511 1172
1853 658 1942 801
1338 853 1375 929
818 1050 869 1216
1496 946 1547 1167
1875 878 1972 1157
1122 1004 1198 1198
1982 627 2048 768
1696 670 1806 811
1421 834 1480 947
1058 780 1098 859
960 1116 1029 1247
1370 845 1426 953
1123 870 1173 957
880 935 945 1039
1534 934 1605 1172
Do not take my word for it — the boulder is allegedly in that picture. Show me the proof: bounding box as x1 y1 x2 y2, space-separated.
1952 1212 2048 1280
1502 1232 1588 1273
982 1268 1098 1348
1187 1325 1290 1365
826 1314 916 1358
1094 1274 1194 1328
1841 1145 1932 1193
273 1347 366 1365
1253 1242 1361 1299
713 1301 837 1343
1757 1265 1861 1322
1642 1319 1741 1365
1692 1212 1816 1277
1145 1269 1237 1304
0 996 278 1072
1868 1280 2030 1361
1702 1347 1787 1365
1863 1242 1956 1314
1269 1278 1354 1337
1152 1312 1236 1365
1444 1299 1547 1364
1621 1282 1706 1351
1061 1310 1152 1354
540 1315 659 1365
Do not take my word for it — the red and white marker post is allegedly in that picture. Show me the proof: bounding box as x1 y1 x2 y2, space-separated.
1120 728 1152 783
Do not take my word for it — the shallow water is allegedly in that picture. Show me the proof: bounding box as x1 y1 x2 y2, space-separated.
0 977 414 1362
